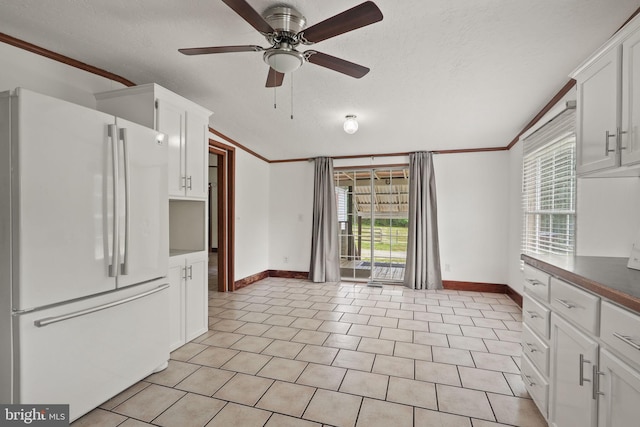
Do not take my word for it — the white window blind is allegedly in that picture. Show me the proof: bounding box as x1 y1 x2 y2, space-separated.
522 108 576 257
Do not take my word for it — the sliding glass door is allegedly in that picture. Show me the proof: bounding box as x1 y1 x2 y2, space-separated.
335 167 409 283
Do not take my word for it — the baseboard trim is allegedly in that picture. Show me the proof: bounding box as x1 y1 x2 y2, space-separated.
442 280 507 293
234 270 269 290
268 270 309 279
505 285 523 307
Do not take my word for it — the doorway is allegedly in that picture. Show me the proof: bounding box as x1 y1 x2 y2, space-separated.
335 167 409 283
209 140 235 292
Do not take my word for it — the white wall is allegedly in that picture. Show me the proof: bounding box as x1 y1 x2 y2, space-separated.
0 42 125 106
507 140 525 294
268 161 315 272
233 148 270 279
434 151 509 284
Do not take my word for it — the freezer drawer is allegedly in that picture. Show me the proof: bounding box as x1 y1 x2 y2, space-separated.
12 281 169 421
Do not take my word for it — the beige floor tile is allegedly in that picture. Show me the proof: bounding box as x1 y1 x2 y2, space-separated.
263 315 297 326
367 315 398 328
200 332 244 348
314 311 343 321
205 402 271 427
295 344 339 364
265 414 322 427
413 331 450 347
393 342 432 361
487 393 547 427
289 300 314 309
261 339 305 359
175 366 234 396
234 322 272 336
432 347 475 367
292 329 330 345
471 351 520 374
117 419 154 427
397 319 430 332
436 384 495 421
230 335 273 353
341 313 371 324
264 305 295 315
334 304 362 314
310 302 337 311
428 322 463 335
375 301 401 310
426 305 456 315
296 363 347 390
415 360 461 386
303 389 362 427
481 310 514 320
262 325 300 340
484 339 522 356
244 303 272 312
348 324 382 338
99 381 150 410
448 335 489 352
442 314 475 326
387 376 437 409
170 343 208 362
257 357 308 382
472 318 507 329
289 308 320 318
290 318 323 330
494 329 522 342
112 384 186 422
504 372 530 398
458 366 513 394
212 373 273 406
210 319 246 332
378 327 412 343
359 307 387 317
385 309 414 319
239 312 275 323
339 369 389 400
217 309 249 320
356 337 395 355
414 408 471 427
414 312 445 323
317 320 352 334
372 355 414 379
471 420 515 427
324 333 361 350
71 408 126 427
153 393 225 427
256 381 316 417
221 351 272 374
332 349 375 371
460 325 499 340
355 398 413 427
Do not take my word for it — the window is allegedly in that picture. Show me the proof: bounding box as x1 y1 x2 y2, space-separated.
522 108 576 257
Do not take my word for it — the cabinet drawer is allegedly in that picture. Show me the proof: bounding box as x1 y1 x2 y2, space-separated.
523 265 550 302
523 293 550 339
600 301 640 367
522 354 549 419
550 278 600 335
522 323 550 376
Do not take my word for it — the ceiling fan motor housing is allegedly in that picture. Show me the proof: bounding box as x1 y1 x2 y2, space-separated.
262 5 306 73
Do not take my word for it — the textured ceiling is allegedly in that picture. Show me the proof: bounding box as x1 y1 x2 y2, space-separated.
0 0 638 160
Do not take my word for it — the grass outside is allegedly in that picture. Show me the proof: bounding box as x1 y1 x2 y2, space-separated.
358 225 408 252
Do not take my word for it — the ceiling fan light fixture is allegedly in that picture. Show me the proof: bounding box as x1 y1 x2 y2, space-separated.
263 48 304 73
343 115 358 134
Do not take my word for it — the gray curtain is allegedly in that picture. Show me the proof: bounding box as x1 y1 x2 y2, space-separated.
403 151 442 290
309 157 341 282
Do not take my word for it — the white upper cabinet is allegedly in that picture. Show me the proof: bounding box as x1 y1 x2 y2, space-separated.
96 83 212 199
621 29 640 166
572 15 640 176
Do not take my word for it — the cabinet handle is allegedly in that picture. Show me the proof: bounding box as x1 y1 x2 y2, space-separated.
605 130 616 156
554 298 575 309
619 129 628 150
181 176 187 189
524 374 536 387
613 332 640 351
524 342 537 353
182 267 188 282
187 176 193 190
592 365 605 400
526 278 545 287
526 310 539 319
188 265 193 280
579 353 591 386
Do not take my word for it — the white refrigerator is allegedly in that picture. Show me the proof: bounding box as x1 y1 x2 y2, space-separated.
0 88 170 421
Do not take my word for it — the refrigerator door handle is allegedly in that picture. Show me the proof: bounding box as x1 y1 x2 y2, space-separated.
119 127 131 276
33 284 170 327
108 124 120 277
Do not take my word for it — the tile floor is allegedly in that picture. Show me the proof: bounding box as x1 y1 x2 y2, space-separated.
72 278 547 427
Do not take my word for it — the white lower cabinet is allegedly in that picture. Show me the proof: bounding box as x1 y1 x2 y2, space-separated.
597 348 640 427
168 251 208 351
549 313 598 427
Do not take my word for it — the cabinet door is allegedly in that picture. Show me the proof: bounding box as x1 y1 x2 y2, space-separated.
185 254 208 341
185 112 208 199
576 46 621 175
597 349 640 427
168 262 185 351
621 30 640 166
156 99 185 197
549 314 598 427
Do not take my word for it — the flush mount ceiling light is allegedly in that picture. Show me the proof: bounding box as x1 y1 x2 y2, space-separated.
343 115 359 134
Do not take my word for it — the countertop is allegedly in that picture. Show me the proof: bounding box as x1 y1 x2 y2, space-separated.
521 254 640 313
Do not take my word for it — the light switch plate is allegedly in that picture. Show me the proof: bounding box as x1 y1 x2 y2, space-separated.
628 231 640 271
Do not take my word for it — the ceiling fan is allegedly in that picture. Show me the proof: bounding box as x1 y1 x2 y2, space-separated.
179 0 383 87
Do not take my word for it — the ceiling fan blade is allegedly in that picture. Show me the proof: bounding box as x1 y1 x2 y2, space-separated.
222 0 275 34
306 51 370 78
265 68 284 87
178 45 263 55
300 1 383 44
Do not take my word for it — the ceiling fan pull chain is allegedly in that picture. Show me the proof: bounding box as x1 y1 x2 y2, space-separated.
273 86 276 109
290 73 294 120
